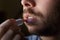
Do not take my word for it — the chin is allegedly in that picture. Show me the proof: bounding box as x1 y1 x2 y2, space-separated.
25 23 45 34
27 26 42 35
27 27 39 34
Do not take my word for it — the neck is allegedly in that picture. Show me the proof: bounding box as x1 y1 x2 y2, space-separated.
40 34 60 40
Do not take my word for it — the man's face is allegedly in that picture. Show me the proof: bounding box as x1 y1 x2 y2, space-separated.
21 0 60 35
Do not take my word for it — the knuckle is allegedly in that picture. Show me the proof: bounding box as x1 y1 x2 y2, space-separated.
7 19 15 23
0 19 16 27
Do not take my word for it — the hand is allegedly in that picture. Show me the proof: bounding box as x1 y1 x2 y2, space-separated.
0 19 25 40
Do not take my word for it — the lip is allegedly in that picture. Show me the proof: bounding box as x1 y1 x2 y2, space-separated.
23 13 37 24
23 12 31 20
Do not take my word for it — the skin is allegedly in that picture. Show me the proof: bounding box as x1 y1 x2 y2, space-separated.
0 19 25 40
22 0 60 34
22 0 60 40
0 0 60 40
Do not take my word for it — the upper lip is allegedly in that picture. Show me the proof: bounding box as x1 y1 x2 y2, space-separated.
23 8 33 20
23 13 31 21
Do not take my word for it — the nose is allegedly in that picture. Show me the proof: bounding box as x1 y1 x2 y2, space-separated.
21 0 36 8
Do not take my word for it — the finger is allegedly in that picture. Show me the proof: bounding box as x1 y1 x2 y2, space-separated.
0 19 16 38
12 28 25 40
13 34 21 40
1 29 14 40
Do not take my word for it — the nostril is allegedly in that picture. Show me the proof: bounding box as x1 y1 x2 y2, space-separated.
25 3 31 7
21 0 36 8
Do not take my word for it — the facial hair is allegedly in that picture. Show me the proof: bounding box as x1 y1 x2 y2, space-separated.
23 1 60 36
37 2 60 36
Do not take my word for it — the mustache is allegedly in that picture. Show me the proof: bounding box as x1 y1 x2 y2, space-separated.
23 8 44 18
23 8 35 14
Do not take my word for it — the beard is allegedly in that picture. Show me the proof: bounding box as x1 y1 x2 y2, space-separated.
29 10 60 36
23 2 60 36
40 3 60 36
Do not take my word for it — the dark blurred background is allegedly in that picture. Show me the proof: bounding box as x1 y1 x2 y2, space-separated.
0 0 23 23
0 0 29 35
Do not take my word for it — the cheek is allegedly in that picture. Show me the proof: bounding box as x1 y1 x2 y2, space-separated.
33 0 55 17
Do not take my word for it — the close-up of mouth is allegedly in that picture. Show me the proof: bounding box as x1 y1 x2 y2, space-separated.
23 12 38 25
23 8 44 26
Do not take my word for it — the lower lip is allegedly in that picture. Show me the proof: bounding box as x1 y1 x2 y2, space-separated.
24 17 37 24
